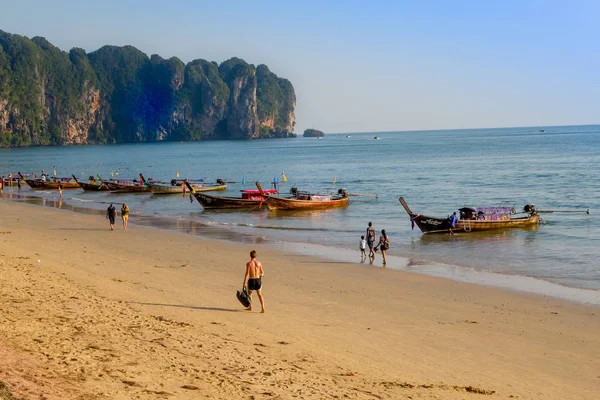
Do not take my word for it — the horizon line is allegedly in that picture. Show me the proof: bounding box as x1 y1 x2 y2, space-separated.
320 123 600 136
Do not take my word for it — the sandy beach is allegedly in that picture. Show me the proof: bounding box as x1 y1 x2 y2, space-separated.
0 200 598 400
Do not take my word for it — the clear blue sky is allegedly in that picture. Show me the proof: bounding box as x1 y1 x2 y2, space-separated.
1 0 598 133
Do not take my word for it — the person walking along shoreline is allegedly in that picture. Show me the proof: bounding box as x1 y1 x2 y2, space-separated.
243 250 265 313
107 203 116 231
375 229 390 265
121 203 129 230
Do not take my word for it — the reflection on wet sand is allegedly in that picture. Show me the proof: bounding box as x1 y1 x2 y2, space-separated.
1 191 269 246
406 258 429 268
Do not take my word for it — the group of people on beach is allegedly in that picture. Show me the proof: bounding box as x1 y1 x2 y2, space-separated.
106 203 129 230
361 221 390 265
238 222 390 315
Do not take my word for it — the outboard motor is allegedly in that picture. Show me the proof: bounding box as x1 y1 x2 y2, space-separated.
216 178 224 185
290 187 298 195
88 175 95 181
523 204 537 215
337 188 348 197
171 179 177 186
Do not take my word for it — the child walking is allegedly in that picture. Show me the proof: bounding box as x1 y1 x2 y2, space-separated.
360 235 367 260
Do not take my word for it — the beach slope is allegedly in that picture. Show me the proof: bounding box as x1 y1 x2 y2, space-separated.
0 200 598 399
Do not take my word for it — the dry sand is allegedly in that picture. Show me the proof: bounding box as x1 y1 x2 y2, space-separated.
0 200 598 399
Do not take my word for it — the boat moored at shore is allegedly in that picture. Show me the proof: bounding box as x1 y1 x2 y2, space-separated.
185 181 275 210
399 197 540 234
258 183 349 211
150 180 226 195
103 173 150 193
72 175 108 191
18 172 80 190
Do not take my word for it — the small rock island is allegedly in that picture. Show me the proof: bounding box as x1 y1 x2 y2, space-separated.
303 129 324 138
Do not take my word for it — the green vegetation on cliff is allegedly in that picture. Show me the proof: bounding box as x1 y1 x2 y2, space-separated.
0 30 296 147
256 64 296 135
303 129 324 137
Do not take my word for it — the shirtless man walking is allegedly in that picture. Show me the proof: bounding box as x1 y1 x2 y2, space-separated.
243 250 265 313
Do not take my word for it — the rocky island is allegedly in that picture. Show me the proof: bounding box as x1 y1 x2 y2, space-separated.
303 129 324 138
0 30 296 147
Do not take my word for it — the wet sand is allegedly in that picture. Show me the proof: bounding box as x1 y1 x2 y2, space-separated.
0 200 598 399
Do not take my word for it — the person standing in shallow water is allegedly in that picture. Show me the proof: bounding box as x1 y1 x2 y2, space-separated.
106 203 116 231
360 235 367 261
448 211 458 235
243 250 265 313
121 203 129 230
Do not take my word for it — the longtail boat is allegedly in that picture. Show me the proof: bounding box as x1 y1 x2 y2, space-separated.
150 179 225 195
18 172 80 190
399 197 540 234
258 183 349 211
185 181 276 210
103 173 150 193
72 175 108 191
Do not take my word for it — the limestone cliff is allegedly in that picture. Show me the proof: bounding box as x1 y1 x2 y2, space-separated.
256 65 296 138
0 30 296 146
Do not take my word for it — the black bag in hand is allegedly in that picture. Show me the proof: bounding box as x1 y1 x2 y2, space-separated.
236 287 251 308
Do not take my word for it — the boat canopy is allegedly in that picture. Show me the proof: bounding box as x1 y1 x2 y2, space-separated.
460 206 514 215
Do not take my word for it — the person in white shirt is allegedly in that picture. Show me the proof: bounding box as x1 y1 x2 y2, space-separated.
360 235 367 260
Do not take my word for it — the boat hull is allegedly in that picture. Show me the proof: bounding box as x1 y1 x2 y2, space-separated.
25 180 80 190
266 195 349 211
78 181 108 191
148 183 187 194
104 181 149 193
150 183 227 194
2 179 22 187
192 192 264 210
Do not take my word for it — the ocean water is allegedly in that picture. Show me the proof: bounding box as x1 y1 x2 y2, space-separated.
2 125 599 301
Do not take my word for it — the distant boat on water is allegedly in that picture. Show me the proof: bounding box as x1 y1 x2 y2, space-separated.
346 135 352 138
374 136 381 140
539 129 545 132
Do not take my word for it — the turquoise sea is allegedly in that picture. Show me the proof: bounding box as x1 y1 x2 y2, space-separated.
2 125 599 303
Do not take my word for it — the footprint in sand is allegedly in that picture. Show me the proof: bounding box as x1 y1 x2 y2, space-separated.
153 264 191 269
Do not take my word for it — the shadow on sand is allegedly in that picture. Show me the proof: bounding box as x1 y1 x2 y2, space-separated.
128 301 240 313
52 228 110 231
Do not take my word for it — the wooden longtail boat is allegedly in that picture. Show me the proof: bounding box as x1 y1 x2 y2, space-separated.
258 183 349 211
185 181 275 210
18 172 80 190
150 180 225 195
72 175 108 191
399 197 540 234
103 173 150 193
